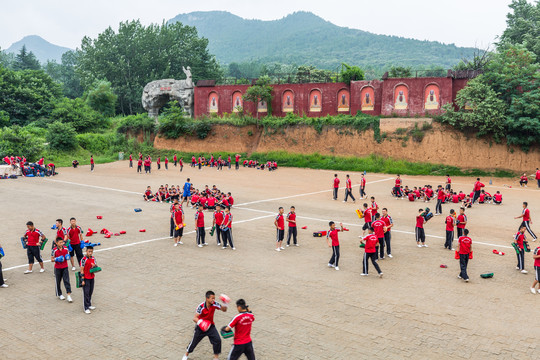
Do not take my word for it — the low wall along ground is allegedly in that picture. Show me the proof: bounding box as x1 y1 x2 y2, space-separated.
153 121 540 173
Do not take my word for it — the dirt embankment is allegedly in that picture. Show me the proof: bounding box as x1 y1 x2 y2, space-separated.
153 123 540 172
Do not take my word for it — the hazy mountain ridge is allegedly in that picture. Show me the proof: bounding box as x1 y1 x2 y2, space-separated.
5 35 72 63
169 11 478 70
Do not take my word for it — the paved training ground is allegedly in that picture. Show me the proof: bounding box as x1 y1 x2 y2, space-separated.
1 162 539 359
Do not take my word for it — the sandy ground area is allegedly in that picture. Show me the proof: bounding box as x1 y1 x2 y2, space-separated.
0 161 539 359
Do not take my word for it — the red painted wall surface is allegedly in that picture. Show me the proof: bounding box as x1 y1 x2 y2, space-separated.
379 77 453 116
194 77 468 118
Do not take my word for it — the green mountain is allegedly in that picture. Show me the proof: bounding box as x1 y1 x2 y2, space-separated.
169 11 477 71
6 35 72 63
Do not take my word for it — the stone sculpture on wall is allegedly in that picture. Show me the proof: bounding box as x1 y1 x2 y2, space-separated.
142 66 194 119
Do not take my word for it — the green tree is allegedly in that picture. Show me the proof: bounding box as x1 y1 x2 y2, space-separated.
13 45 41 71
388 66 412 78
0 65 62 125
85 80 117 117
243 75 273 119
339 63 364 84
499 0 540 62
441 75 507 141
51 98 104 132
483 44 538 105
46 121 77 151
506 87 540 149
45 51 84 98
0 125 44 159
295 65 334 83
0 47 15 68
77 20 222 114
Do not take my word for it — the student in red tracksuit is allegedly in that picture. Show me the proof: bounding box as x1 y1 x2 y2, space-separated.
381 208 394 258
535 168 540 189
326 221 343 270
23 221 46 274
173 204 185 246
195 205 207 247
371 213 387 259
286 206 298 247
445 209 456 250
344 174 355 203
223 298 255 360
514 226 528 273
165 156 169 170
359 173 366 199
515 202 537 241
137 158 143 173
129 153 133 168
435 185 445 215
213 204 224 246
80 246 98 314
274 207 285 251
456 207 467 238
360 227 383 277
51 237 72 302
472 178 485 204
90 155 94 172
332 174 340 201
415 209 427 247
173 154 178 167
457 229 472 282
67 217 84 269
221 206 234 250
362 203 373 236
183 290 228 360
179 157 184 172
445 174 452 191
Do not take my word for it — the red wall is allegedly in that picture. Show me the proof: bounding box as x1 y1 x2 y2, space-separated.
194 77 468 118
379 77 453 116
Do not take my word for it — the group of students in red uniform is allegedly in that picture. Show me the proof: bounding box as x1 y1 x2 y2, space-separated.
332 173 367 202
6 218 100 313
189 154 243 171
391 175 503 209
274 206 298 251
242 159 278 171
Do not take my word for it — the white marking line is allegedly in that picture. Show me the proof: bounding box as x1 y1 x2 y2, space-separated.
44 178 141 195
235 206 514 249
3 214 274 272
236 177 393 206
44 176 394 206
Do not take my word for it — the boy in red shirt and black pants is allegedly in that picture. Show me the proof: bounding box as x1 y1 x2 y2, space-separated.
332 174 340 201
23 221 46 274
183 290 228 360
344 174 355 203
457 229 472 282
195 205 207 247
51 237 72 302
81 246 98 314
326 221 343 270
515 202 537 241
274 207 285 251
223 298 255 360
415 209 427 247
361 227 383 277
514 226 528 273
286 206 298 247
371 213 386 259
445 209 456 250
67 217 84 270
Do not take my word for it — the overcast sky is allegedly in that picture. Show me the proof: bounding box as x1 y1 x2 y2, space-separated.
1 0 517 50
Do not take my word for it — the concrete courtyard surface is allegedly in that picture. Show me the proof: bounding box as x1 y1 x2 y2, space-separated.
0 161 539 359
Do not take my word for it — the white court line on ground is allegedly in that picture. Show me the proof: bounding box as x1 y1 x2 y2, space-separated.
44 178 141 195
3 214 274 272
44 176 394 206
235 206 514 249
236 177 393 206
